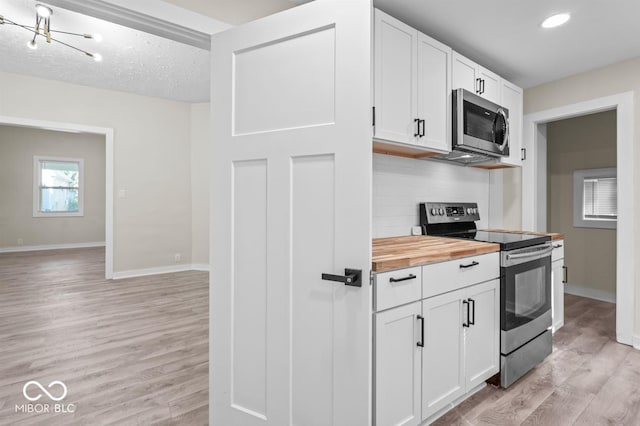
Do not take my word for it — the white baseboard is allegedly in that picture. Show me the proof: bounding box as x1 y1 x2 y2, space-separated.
564 284 616 304
0 242 105 253
112 264 210 280
190 264 211 272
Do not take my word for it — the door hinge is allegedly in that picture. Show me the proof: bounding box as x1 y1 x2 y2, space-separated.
521 148 527 161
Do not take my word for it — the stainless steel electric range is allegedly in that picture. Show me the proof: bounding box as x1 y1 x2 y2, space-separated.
420 202 553 388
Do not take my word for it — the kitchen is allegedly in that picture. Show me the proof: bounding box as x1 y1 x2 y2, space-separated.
210 1 636 425
0 0 636 425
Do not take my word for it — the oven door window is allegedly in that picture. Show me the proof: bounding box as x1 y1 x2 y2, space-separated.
502 257 551 331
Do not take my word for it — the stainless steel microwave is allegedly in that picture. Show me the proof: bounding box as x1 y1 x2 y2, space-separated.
452 88 510 157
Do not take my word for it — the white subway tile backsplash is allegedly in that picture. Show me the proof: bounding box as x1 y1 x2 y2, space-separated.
372 154 490 238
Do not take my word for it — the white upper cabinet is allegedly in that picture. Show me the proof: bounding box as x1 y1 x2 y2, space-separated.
452 52 501 104
374 9 451 153
499 79 524 167
417 33 452 153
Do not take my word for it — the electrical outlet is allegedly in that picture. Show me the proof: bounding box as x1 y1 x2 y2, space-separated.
174 253 181 263
17 238 23 245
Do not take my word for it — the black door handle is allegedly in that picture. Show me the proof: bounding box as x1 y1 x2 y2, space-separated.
417 315 424 347
562 266 568 284
459 261 479 269
321 268 362 287
389 274 417 283
462 300 470 327
468 298 475 326
414 118 420 137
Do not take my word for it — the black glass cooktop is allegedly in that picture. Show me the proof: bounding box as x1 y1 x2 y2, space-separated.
445 230 551 251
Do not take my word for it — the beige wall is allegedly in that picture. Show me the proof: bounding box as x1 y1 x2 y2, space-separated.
190 103 211 265
0 126 105 248
0 71 193 273
547 111 617 296
517 56 640 336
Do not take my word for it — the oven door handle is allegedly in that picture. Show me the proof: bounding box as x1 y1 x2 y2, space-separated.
506 245 553 261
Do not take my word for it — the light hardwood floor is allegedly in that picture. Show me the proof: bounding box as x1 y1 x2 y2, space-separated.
1 249 634 425
433 293 637 426
0 248 208 425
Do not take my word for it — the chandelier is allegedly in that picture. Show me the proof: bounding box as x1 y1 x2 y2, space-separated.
0 3 103 61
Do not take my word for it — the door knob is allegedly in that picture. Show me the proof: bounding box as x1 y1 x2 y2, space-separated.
321 268 362 287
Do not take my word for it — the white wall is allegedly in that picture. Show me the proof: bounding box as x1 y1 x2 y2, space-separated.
372 154 490 238
0 125 105 248
0 71 192 273
190 103 210 266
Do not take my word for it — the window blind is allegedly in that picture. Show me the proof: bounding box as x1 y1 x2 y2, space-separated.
583 177 617 219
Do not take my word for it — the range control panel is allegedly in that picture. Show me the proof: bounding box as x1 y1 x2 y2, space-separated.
419 202 480 225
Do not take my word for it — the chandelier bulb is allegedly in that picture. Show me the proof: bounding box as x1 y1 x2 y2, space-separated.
92 53 102 62
35 4 52 18
27 40 37 50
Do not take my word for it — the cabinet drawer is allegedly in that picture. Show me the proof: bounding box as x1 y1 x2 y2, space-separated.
422 252 499 299
552 240 564 262
375 266 422 311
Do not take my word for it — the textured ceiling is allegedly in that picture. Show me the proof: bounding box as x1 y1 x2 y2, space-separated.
0 0 211 102
374 0 640 89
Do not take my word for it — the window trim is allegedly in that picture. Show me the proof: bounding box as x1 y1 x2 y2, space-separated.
573 167 616 229
33 156 85 218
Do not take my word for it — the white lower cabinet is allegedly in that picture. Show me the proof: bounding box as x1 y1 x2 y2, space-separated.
374 275 499 425
422 279 499 421
375 302 422 426
551 240 565 332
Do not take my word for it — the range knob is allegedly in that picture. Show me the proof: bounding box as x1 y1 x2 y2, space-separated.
431 208 438 215
467 208 473 214
473 208 478 214
438 208 445 216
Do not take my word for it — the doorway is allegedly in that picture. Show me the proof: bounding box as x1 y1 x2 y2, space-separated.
521 92 634 347
0 115 114 279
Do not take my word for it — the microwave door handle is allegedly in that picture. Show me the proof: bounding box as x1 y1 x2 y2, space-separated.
496 107 509 152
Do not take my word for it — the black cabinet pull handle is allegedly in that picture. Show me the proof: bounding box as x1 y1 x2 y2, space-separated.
475 78 481 94
553 243 563 249
562 266 568 284
468 298 475 326
321 268 362 287
459 261 479 269
462 300 470 327
419 119 425 137
481 79 485 94
414 118 420 137
417 315 424 347
521 148 527 161
389 274 417 283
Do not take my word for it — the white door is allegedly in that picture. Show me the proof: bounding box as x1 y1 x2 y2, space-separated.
374 9 418 145
416 33 451 153
210 2 373 425
452 51 477 93
421 290 465 421
478 67 501 104
464 279 500 390
500 79 523 166
375 302 422 426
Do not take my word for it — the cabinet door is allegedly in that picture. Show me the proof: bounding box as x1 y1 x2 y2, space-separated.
375 302 422 426
452 51 478 94
552 259 565 332
499 79 523 166
478 67 501 104
422 290 465 421
464 279 500 390
417 33 451 153
374 9 418 145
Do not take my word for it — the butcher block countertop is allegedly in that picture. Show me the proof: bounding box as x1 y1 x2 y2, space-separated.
483 229 565 241
372 236 499 273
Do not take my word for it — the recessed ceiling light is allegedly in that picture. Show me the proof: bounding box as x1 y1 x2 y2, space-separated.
541 13 570 29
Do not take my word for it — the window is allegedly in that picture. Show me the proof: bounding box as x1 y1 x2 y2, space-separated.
573 168 616 229
33 156 84 217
